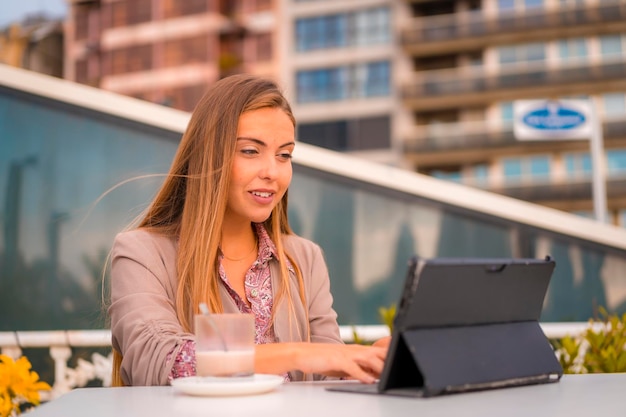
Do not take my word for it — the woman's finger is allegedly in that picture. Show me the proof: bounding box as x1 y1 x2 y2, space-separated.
372 336 391 349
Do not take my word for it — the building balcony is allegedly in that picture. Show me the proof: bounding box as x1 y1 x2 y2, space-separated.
493 175 626 204
401 57 626 111
402 117 626 206
401 0 626 57
403 117 626 158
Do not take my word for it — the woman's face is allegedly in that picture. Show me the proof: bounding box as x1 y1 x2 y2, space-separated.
225 107 295 226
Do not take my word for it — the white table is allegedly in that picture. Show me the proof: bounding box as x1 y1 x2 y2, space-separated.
28 374 624 417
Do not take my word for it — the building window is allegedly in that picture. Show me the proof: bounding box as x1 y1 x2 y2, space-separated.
564 152 592 179
502 155 551 184
607 149 626 176
254 33 272 62
108 44 153 75
503 158 522 181
74 6 90 41
498 0 544 11
498 43 546 65
163 0 208 18
163 36 209 67
161 83 208 112
599 34 623 57
296 68 346 103
128 45 152 72
354 7 391 46
565 150 626 180
470 164 490 187
75 59 88 84
295 7 390 52
111 0 152 27
295 15 347 52
363 61 390 97
524 0 544 8
296 61 391 103
530 156 551 178
500 102 514 122
619 209 626 228
127 0 152 25
432 170 463 183
602 93 626 117
110 2 127 28
297 116 390 151
298 120 347 150
572 211 594 220
558 38 588 61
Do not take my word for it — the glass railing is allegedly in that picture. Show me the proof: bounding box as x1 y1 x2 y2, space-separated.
290 147 626 324
403 117 626 152
401 0 626 46
2 64 626 335
401 56 626 101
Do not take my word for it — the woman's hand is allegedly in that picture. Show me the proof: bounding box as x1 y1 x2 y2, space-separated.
372 336 391 349
255 342 389 384
294 343 387 383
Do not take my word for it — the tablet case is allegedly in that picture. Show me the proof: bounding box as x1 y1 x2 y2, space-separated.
384 256 562 396
330 256 563 397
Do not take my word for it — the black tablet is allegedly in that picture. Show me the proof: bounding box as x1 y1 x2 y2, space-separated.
328 256 563 397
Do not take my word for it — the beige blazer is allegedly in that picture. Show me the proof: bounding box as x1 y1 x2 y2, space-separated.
108 229 343 386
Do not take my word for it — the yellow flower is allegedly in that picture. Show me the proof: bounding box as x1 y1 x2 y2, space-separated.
0 354 51 417
0 391 15 417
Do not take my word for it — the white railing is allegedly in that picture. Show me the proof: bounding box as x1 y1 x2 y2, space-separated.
0 323 592 400
0 330 112 400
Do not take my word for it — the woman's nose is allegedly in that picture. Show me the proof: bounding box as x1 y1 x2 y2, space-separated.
258 155 278 180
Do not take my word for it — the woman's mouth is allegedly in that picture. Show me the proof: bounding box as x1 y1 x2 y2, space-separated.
250 190 275 204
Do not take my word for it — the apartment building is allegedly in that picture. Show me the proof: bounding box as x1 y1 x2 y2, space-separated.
0 17 64 77
64 0 626 226
65 0 406 161
65 0 278 111
282 0 411 166
399 0 626 225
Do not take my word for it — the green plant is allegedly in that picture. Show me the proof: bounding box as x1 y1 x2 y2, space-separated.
553 334 583 374
349 303 396 345
378 304 396 333
351 327 366 345
554 307 626 374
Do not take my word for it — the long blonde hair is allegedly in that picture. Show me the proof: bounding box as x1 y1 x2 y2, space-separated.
112 74 308 386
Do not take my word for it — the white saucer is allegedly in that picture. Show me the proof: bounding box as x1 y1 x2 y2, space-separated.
171 374 284 397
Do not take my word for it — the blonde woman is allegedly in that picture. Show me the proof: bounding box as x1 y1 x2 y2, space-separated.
108 74 389 386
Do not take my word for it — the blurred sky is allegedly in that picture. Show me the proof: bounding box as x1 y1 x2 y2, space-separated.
0 0 68 28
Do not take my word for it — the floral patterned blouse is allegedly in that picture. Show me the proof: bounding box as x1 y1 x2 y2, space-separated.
167 223 291 382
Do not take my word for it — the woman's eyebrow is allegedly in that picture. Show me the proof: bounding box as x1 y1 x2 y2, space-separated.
236 137 295 148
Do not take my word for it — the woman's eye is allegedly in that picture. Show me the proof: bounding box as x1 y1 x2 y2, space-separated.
278 152 292 159
241 148 258 155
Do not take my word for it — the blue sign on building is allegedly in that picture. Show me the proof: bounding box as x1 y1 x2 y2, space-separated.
514 99 592 141
522 103 586 131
